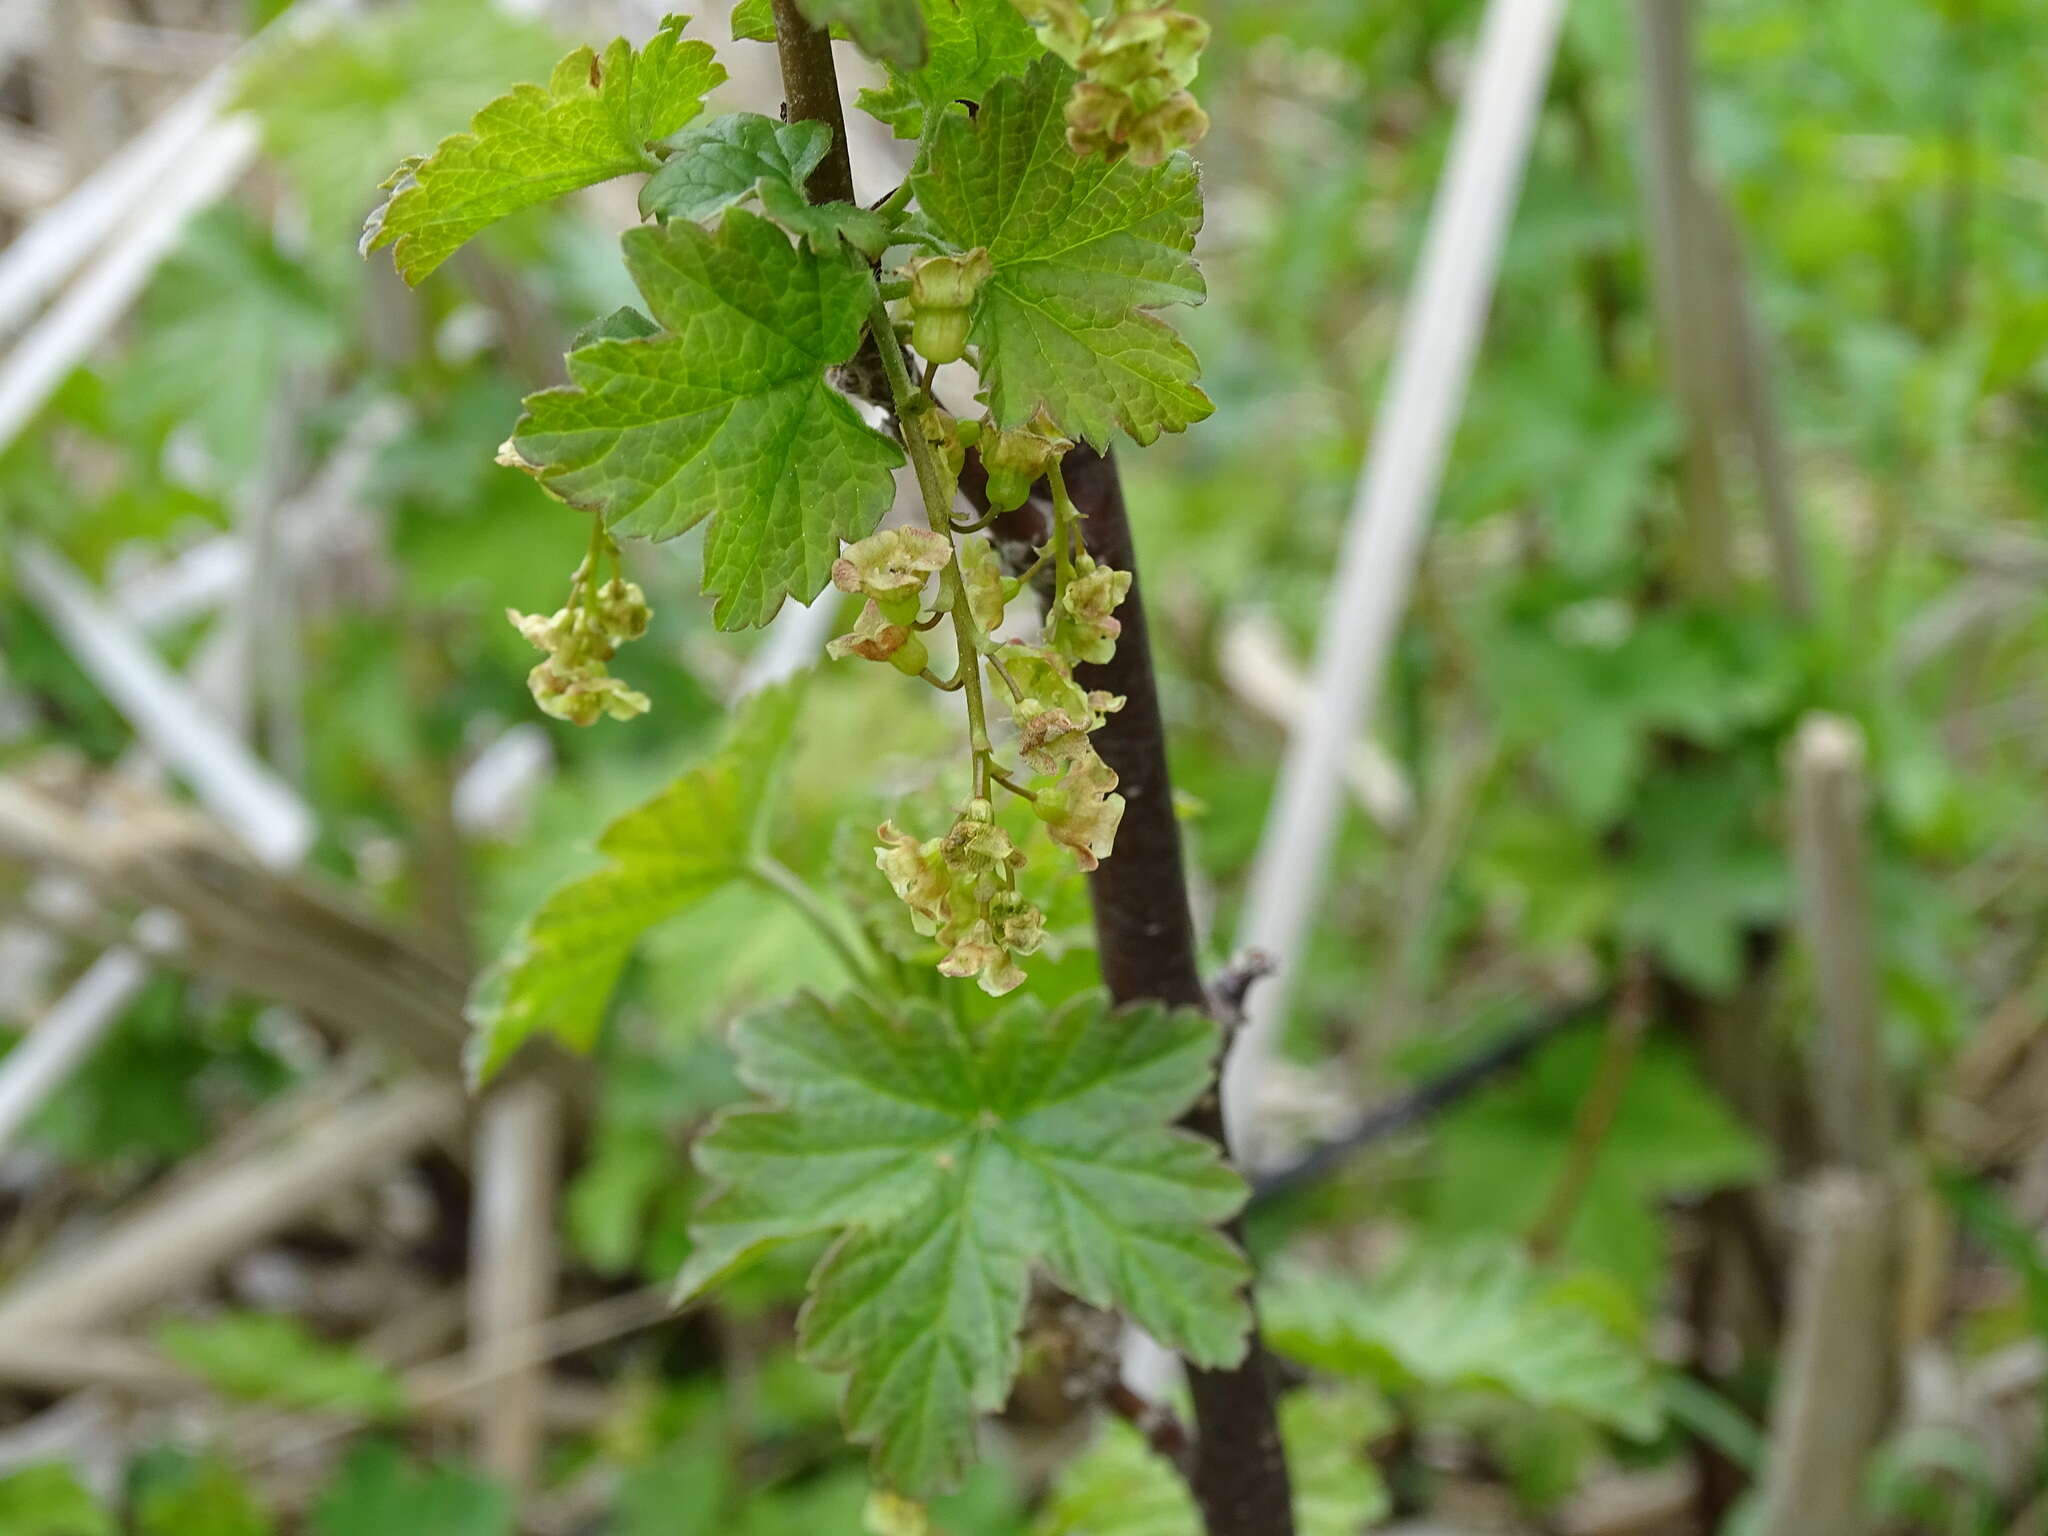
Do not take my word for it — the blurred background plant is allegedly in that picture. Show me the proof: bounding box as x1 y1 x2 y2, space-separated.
0 0 2044 1532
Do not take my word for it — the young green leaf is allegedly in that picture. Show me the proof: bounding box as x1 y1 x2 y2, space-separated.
678 990 1251 1495
158 1313 406 1419
856 0 1045 139
910 56 1210 448
0 1465 112 1536
639 114 834 223
510 211 905 627
364 15 725 284
310 1445 510 1536
639 113 891 255
793 0 928 67
1031 1386 1391 1536
135 1458 272 1536
1263 1242 1664 1441
466 682 804 1082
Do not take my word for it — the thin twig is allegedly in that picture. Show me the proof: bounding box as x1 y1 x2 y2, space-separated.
1526 966 1651 1260
1250 992 1610 1206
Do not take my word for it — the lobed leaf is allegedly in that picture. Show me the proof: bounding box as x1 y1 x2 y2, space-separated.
679 989 1251 1495
640 113 891 255
511 210 905 627
465 682 804 1082
911 56 1211 448
856 0 1045 139
640 113 834 223
364 15 724 284
1263 1241 1664 1441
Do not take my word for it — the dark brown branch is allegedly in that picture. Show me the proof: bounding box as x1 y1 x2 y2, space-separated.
764 17 1293 1529
1060 448 1296 1536
769 0 856 205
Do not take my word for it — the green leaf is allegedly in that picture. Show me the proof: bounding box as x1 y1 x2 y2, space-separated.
911 57 1211 448
1030 1386 1390 1536
135 1458 272 1536
640 114 833 222
732 0 775 39
309 1445 510 1536
236 0 562 250
1263 1242 1663 1441
638 113 892 255
795 0 928 67
119 210 341 482
157 1313 406 1419
1031 1422 1197 1536
0 1465 112 1536
511 211 905 627
1617 765 1789 993
466 682 805 1081
572 304 662 348
755 179 897 257
1283 1386 1396 1536
679 990 1250 1496
856 0 1045 139
364 15 725 283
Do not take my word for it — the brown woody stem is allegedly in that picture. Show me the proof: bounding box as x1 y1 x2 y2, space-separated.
1059 449 1295 1536
764 16 1294 1532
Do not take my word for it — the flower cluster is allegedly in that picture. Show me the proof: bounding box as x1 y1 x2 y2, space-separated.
877 802 1043 995
1015 0 1211 165
994 641 1126 870
825 527 953 676
507 566 652 726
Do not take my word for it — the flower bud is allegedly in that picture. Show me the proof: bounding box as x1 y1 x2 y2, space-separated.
905 249 992 366
979 419 1069 512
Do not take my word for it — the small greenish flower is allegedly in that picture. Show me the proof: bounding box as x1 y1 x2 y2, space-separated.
979 416 1071 512
1047 552 1132 665
940 797 1025 885
995 642 1124 768
958 535 1014 632
506 572 654 727
1033 745 1125 870
826 600 930 675
592 576 651 641
1124 91 1210 167
876 822 951 935
1058 3 1211 164
1009 0 1091 64
831 526 953 621
905 248 993 365
525 663 651 726
876 810 1042 996
921 407 967 480
989 889 1046 955
939 918 1027 996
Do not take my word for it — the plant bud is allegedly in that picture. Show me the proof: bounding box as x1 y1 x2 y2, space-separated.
905 249 992 365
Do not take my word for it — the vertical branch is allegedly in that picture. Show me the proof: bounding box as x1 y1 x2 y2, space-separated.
1632 0 1734 597
1525 968 1650 1261
1788 713 1893 1173
769 0 857 205
1701 192 1815 623
469 1078 563 1496
1063 449 1296 1536
1753 1171 1898 1536
764 22 1294 1533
